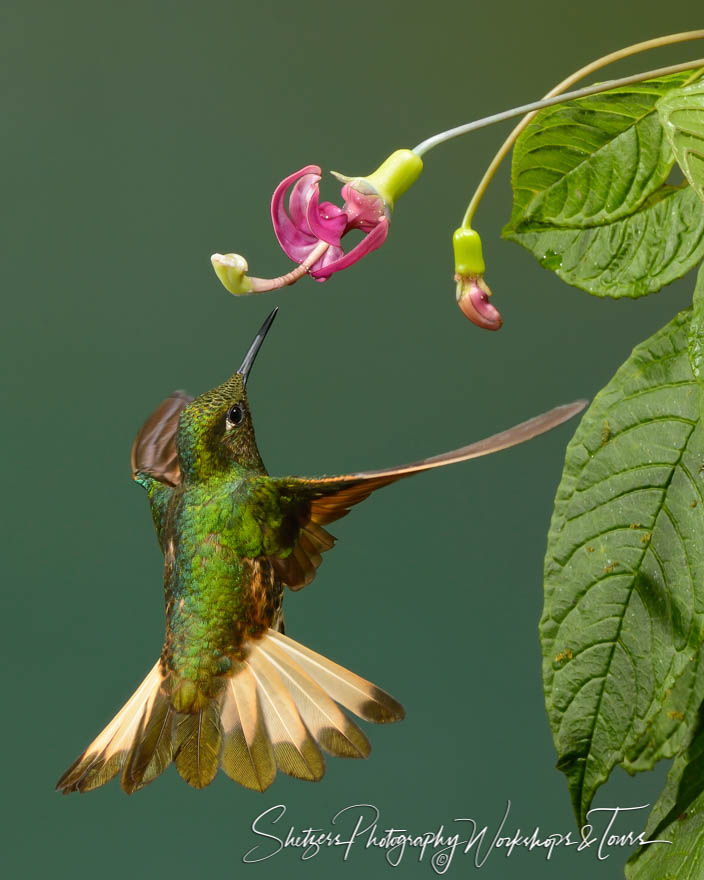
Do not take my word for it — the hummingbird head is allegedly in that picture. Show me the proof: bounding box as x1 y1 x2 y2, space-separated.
176 308 278 482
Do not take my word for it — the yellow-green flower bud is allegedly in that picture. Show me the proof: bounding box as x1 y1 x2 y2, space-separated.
452 227 501 330
211 253 254 295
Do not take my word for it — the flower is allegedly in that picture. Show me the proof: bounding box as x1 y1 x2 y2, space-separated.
456 274 503 331
452 227 502 331
211 150 422 295
271 165 389 281
273 148 422 281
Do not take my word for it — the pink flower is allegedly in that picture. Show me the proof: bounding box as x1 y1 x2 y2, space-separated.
271 165 389 281
452 227 503 331
211 150 422 296
455 275 503 331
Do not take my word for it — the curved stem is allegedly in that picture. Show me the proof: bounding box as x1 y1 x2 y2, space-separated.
458 29 704 227
249 241 330 292
413 60 704 159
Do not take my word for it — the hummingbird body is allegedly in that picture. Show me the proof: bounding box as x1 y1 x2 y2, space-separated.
57 309 586 795
149 472 285 710
141 369 290 710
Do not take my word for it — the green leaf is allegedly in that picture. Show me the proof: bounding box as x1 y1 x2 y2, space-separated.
541 309 704 825
504 185 704 298
688 265 704 414
507 72 693 230
658 81 704 207
503 71 704 298
626 701 704 880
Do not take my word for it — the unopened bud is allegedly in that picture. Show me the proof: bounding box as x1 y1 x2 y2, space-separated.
211 253 254 295
452 226 501 329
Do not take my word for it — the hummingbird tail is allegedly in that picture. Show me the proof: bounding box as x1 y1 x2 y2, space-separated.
55 659 170 794
56 631 404 794
218 630 405 791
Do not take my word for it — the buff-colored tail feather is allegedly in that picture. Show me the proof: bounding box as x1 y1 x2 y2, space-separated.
56 630 403 794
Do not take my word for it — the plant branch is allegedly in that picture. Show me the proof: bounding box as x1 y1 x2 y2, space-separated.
452 30 704 227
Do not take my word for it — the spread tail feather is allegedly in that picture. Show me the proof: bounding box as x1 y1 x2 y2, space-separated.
55 660 167 794
56 632 404 794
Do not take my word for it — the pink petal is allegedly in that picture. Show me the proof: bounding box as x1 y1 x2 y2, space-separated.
457 279 503 330
288 173 319 233
307 196 347 246
341 183 386 232
271 165 321 262
309 243 345 280
310 219 389 280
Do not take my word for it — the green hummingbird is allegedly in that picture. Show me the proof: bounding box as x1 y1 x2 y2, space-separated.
56 308 585 795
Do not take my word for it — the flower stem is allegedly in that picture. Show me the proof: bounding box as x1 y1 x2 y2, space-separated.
443 30 703 227
249 240 330 292
413 58 703 161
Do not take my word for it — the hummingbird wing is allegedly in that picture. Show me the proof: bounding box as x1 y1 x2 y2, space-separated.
130 391 193 487
270 400 586 589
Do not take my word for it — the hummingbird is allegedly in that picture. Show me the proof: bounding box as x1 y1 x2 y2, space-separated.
56 308 585 795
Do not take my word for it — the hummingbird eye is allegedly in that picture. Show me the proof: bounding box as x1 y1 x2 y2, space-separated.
226 404 244 427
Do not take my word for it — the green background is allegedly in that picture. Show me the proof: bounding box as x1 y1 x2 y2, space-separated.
4 1 703 877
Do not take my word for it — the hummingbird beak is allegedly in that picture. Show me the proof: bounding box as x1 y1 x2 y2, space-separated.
237 307 279 387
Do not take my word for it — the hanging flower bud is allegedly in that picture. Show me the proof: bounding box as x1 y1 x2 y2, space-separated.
211 253 254 295
452 227 502 330
456 274 503 330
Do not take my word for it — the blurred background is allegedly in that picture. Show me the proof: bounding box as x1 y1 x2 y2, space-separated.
4 1 703 877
